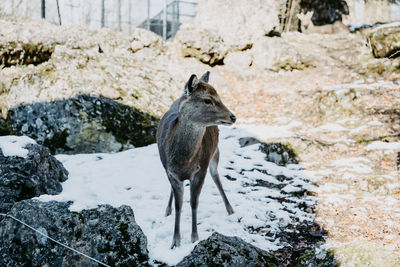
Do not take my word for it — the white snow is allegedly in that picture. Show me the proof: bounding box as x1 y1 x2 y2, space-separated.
365 141 400 151
37 126 315 265
0 135 36 158
237 121 301 140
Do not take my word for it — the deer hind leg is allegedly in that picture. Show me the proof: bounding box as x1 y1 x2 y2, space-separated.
190 169 206 243
165 188 173 217
169 176 183 248
209 148 234 215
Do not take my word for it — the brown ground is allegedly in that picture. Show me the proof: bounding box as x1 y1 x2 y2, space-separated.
214 32 400 265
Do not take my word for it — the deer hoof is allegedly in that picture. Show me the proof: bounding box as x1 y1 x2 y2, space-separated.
227 205 234 215
171 237 181 249
165 207 172 217
191 232 199 243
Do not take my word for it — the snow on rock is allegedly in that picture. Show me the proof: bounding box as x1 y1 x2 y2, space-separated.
37 126 316 265
0 135 36 158
0 138 68 213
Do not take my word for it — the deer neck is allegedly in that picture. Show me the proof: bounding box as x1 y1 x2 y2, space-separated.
171 115 205 162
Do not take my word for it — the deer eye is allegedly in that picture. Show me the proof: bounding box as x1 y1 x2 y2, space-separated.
204 99 212 105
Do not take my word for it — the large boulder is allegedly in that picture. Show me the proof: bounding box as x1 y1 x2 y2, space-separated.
176 232 278 267
0 15 182 153
0 136 68 213
174 24 228 66
0 200 150 266
2 95 158 154
251 37 315 72
195 0 279 47
368 23 400 58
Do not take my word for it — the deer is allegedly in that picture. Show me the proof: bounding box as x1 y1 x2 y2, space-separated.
156 71 236 248
297 11 350 34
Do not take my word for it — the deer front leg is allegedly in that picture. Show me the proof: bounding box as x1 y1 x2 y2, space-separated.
190 171 206 243
165 188 173 217
209 149 234 215
170 177 183 248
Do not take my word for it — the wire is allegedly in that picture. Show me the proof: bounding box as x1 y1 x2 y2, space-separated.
0 213 111 267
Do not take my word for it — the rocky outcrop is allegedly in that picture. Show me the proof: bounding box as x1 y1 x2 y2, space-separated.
195 0 279 48
0 200 149 266
368 23 400 58
174 0 279 66
176 232 278 267
1 95 158 154
251 37 315 71
175 24 228 66
0 138 68 213
0 15 182 153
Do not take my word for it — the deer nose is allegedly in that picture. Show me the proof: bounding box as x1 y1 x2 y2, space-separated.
230 115 236 123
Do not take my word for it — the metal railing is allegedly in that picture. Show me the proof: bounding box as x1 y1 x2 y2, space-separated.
0 0 197 40
139 0 197 40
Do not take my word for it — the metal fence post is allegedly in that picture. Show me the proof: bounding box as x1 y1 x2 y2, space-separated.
163 0 167 40
117 0 121 31
101 0 105 27
41 0 45 18
147 0 150 30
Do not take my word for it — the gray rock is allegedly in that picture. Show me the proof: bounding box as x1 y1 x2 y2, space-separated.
2 95 159 154
260 143 299 166
239 137 299 166
0 200 150 267
176 232 278 267
0 142 68 213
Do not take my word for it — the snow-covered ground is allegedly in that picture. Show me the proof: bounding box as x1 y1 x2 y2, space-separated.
24 125 315 265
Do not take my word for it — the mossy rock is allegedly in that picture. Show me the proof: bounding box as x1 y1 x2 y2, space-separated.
260 142 299 166
176 232 278 267
298 246 338 267
1 95 159 154
368 23 400 58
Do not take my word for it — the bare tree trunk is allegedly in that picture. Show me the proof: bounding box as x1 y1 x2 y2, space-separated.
147 0 150 30
128 0 132 34
287 0 295 32
56 0 62 25
10 0 14 15
117 0 121 31
163 0 167 40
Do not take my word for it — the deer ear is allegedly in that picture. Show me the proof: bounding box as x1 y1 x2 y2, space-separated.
200 71 210 83
184 74 199 97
